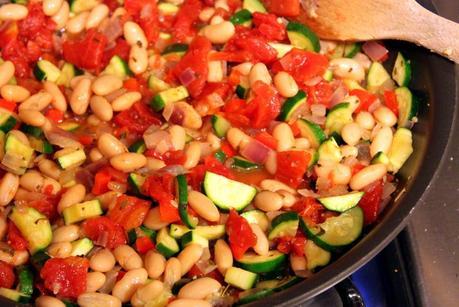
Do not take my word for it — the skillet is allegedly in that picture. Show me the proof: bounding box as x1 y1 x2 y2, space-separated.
0 0 456 306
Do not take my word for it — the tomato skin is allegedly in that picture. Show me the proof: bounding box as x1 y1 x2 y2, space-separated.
7 222 28 251
143 174 180 223
275 150 311 188
272 49 329 84
350 89 378 113
383 90 399 116
114 102 162 134
254 132 278 150
135 237 155 254
173 36 212 98
266 0 301 17
108 195 151 230
0 261 15 289
0 99 17 112
0 21 18 48
172 0 202 42
18 3 55 52
291 197 325 225
358 180 383 225
82 217 127 249
304 80 337 107
40 257 89 299
63 30 107 71
226 210 257 260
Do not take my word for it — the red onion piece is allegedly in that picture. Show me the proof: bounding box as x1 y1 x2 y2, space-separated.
76 169 94 191
158 165 188 176
304 76 323 87
100 17 122 44
240 140 272 164
179 67 196 86
330 83 348 107
310 103 326 117
44 124 82 149
362 41 389 62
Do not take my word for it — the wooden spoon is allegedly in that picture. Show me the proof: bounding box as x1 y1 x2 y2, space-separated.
297 0 459 63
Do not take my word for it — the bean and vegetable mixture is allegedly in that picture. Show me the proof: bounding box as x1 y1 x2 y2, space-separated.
0 0 418 306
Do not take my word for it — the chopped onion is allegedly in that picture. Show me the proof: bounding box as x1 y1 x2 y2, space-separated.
368 98 382 113
298 189 319 198
179 67 196 86
44 124 83 149
158 165 188 176
310 114 326 125
76 169 95 191
353 52 372 71
100 16 122 44
108 181 127 193
143 126 173 153
304 76 323 87
362 41 389 62
356 143 371 163
329 83 348 107
310 104 326 117
240 140 272 164
99 266 121 294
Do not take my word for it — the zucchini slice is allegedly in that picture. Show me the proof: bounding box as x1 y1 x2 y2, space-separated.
395 87 418 128
156 227 180 258
34 60 61 82
148 75 170 93
161 43 189 57
286 22 320 52
392 52 412 87
278 90 307 121
367 62 391 93
151 86 189 112
268 43 294 59
0 288 30 304
230 9 253 26
56 62 83 87
70 238 94 256
318 138 342 164
371 151 390 165
203 171 257 211
325 102 353 135
63 200 103 225
70 0 98 13
177 174 197 229
128 173 146 196
17 266 33 296
268 212 299 240
9 206 52 254
304 240 331 270
102 55 131 78
241 210 269 232
231 156 261 172
225 267 258 290
236 251 287 273
242 0 266 13
300 206 364 252
211 114 231 138
331 42 361 59
55 148 86 169
0 111 17 133
169 224 226 240
128 140 146 154
318 192 365 212
296 118 326 148
387 128 413 173
180 230 209 249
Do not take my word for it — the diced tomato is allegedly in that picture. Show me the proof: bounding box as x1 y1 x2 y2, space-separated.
187 156 233 190
172 0 202 42
0 21 18 48
92 171 112 195
143 174 180 223
114 102 162 134
45 108 64 123
0 261 15 289
40 257 89 299
254 132 278 150
108 195 151 230
289 121 301 137
173 36 212 98
161 150 187 166
350 89 378 113
78 134 94 146
1 39 31 77
275 150 311 188
187 264 225 283
266 0 301 17
123 78 140 91
245 81 282 128
232 168 271 186
304 80 336 107
103 0 120 11
351 163 365 175
252 12 286 41
358 180 383 225
28 197 58 221
291 197 325 225
0 99 16 112
125 0 159 43
220 141 236 158
82 217 127 249
135 236 155 254
276 233 307 256
18 3 55 52
226 210 257 260
383 90 399 116
16 77 42 94
226 27 278 63
7 222 28 251
272 49 329 84
63 29 108 71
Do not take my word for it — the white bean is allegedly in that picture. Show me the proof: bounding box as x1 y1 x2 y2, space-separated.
0 173 19 206
129 46 148 74
188 191 220 222
168 299 212 307
0 61 15 88
373 106 397 127
86 271 106 292
202 21 235 44
178 277 222 300
86 4 109 29
254 191 284 212
78 293 121 307
44 81 67 112
330 58 365 81
1 85 30 102
36 296 65 307
249 63 272 86
110 153 147 172
70 78 92 115
19 91 52 112
178 244 203 276
250 223 269 256
350 164 387 190
58 184 85 213
90 96 113 122
124 21 148 48
370 126 393 157
111 92 141 112
273 123 294 151
341 123 362 146
66 12 90 34
43 0 64 16
114 245 143 270
131 280 164 307
98 133 128 158
92 75 123 96
169 125 186 151
90 248 116 273
144 251 166 279
183 142 201 169
51 1 69 29
0 4 28 21
52 225 80 243
274 72 298 98
355 111 375 130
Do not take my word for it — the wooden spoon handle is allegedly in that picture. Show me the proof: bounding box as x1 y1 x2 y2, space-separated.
398 1 459 63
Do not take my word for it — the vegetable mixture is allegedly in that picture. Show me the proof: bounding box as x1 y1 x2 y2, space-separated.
0 0 418 306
